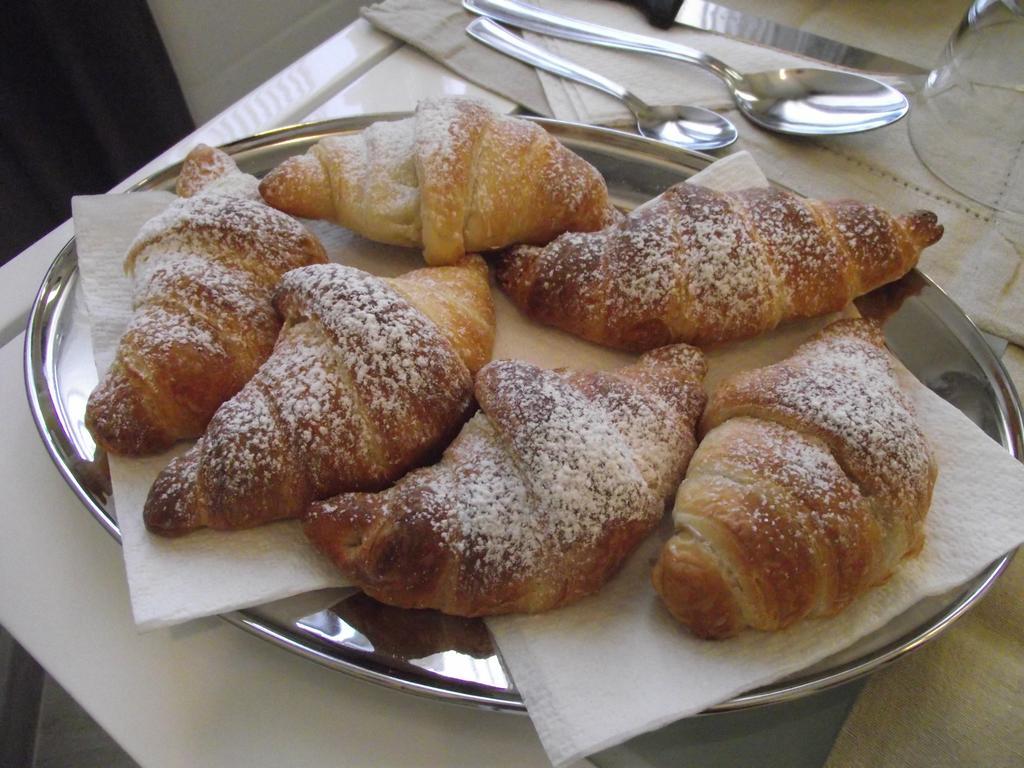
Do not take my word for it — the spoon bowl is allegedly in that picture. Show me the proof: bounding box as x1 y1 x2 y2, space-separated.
468 18 738 152
635 104 739 150
467 0 911 136
734 69 910 135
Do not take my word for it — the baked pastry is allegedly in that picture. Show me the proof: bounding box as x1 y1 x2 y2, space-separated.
652 319 937 638
85 144 327 455
496 184 943 351
143 257 495 536
258 97 616 266
303 345 707 616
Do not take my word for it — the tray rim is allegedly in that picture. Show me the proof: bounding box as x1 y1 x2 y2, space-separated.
23 113 1023 715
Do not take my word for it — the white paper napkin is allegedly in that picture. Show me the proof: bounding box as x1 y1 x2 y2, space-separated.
70 196 435 632
475 154 1024 766
72 194 352 630
73 152 1024 768
68 150 767 630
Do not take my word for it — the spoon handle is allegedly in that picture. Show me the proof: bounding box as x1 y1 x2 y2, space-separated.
466 18 646 114
463 0 741 85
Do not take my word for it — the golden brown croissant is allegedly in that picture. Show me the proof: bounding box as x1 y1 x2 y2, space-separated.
303 345 707 616
85 145 327 456
258 97 616 266
652 319 937 639
144 257 495 536
496 183 943 351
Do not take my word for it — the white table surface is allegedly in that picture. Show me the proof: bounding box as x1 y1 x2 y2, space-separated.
0 19 860 768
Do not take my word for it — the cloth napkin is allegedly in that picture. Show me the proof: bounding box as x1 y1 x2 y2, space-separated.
362 0 1024 351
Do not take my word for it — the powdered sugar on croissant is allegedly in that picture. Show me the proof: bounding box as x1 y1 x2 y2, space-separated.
497 184 943 351
143 257 495 536
85 144 327 456
303 345 707 616
653 319 937 638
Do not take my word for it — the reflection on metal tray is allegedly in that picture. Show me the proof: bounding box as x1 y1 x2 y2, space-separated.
23 115 1024 715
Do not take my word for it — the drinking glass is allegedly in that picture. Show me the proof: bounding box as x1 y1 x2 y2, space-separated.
909 0 1024 214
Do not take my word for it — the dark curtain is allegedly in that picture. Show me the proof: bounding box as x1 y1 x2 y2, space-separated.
0 0 194 265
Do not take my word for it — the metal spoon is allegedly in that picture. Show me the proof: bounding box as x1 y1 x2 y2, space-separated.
468 18 738 152
464 0 910 136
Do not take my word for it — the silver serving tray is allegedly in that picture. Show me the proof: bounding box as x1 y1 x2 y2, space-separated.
24 115 1023 715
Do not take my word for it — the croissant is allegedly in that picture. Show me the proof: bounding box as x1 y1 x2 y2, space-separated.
258 97 616 266
143 257 495 536
85 144 327 455
496 183 943 351
652 319 937 639
303 345 707 616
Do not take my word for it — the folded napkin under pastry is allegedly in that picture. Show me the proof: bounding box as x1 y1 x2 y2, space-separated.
350 21 1024 758
74 149 1024 768
363 0 1024 352
71 193 351 631
68 150 772 633
72 187 489 630
478 154 1024 767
